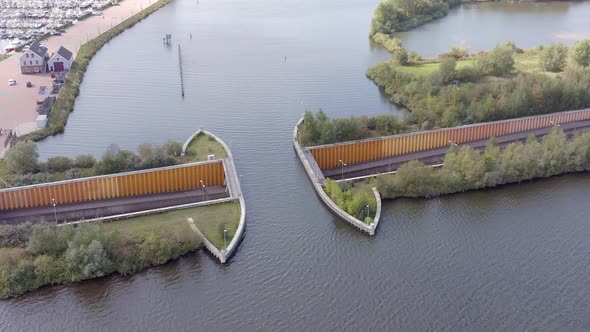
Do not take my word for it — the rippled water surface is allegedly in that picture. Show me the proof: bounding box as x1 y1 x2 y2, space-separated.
3 0 590 330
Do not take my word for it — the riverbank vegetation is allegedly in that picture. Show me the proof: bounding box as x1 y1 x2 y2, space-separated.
325 179 376 223
183 132 228 163
0 201 242 298
367 41 590 131
376 128 590 199
19 0 172 142
0 54 10 62
0 218 200 299
0 139 183 188
298 110 406 146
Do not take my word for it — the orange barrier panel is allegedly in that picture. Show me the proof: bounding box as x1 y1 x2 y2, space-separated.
310 109 590 170
0 161 225 210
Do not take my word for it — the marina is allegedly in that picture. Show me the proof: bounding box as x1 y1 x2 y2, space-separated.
0 0 115 52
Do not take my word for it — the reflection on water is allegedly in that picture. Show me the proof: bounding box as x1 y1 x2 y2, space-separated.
3 0 590 330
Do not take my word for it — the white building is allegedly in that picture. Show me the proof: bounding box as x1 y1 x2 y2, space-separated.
19 41 48 74
48 46 73 72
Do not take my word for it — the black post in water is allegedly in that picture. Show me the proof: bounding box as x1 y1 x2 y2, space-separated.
178 44 185 97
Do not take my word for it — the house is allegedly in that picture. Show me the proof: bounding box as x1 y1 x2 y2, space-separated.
48 46 73 72
19 41 48 74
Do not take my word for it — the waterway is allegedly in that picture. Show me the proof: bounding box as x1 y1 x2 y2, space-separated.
3 0 590 330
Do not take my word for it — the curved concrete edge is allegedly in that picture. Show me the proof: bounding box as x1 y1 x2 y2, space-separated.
182 128 246 263
181 129 204 156
293 116 382 236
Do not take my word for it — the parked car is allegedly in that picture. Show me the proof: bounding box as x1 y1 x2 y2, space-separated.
51 31 61 36
26 81 32 88
8 79 15 86
59 29 67 33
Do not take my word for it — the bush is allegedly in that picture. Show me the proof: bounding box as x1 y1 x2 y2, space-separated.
74 154 96 168
540 43 568 72
162 140 183 157
0 223 35 248
456 65 480 82
27 224 74 257
5 141 39 174
571 39 590 67
47 156 73 173
476 42 515 76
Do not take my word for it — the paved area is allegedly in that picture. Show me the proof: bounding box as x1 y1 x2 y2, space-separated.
322 120 590 180
0 186 228 224
0 0 156 140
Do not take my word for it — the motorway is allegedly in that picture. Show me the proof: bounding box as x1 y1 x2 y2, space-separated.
322 120 590 181
0 185 228 224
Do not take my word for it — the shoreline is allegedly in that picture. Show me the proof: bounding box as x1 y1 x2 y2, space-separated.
0 0 172 156
19 0 173 143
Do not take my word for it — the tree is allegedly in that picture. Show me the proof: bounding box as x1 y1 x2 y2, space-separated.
540 43 568 72
65 240 112 281
571 39 590 67
5 140 39 174
73 154 96 168
477 43 515 76
393 47 409 65
435 58 457 84
47 156 73 173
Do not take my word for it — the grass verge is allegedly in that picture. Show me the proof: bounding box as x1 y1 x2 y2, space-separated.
183 132 228 162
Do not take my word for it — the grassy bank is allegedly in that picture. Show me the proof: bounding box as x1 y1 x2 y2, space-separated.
0 201 242 299
191 202 240 249
0 54 10 62
183 132 228 163
367 42 590 131
324 178 376 223
19 0 172 142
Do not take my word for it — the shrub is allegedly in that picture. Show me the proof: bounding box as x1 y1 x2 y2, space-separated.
571 39 590 67
540 43 568 72
0 223 35 248
27 224 74 257
74 154 96 168
476 43 515 76
5 141 39 174
47 156 73 173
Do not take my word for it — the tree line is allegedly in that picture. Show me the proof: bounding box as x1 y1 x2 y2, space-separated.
367 41 590 131
0 222 200 298
2 140 183 188
299 110 406 146
376 128 590 199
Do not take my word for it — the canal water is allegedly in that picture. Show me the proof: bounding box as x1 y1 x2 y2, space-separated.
4 0 590 330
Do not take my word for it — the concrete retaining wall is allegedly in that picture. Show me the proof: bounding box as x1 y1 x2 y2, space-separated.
182 129 246 263
293 117 381 236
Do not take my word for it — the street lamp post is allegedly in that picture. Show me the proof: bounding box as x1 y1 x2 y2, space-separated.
200 180 206 201
365 204 370 220
52 198 57 223
339 159 346 181
223 229 227 249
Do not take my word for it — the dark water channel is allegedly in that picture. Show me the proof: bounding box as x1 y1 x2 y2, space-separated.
3 0 590 330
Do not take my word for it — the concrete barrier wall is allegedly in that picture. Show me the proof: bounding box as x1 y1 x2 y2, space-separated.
310 108 590 169
0 160 225 210
183 129 246 263
294 117 381 236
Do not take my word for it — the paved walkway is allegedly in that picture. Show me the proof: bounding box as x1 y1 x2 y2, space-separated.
322 120 590 180
0 0 156 135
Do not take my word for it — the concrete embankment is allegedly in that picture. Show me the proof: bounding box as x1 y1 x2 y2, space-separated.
182 129 246 264
293 117 381 236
